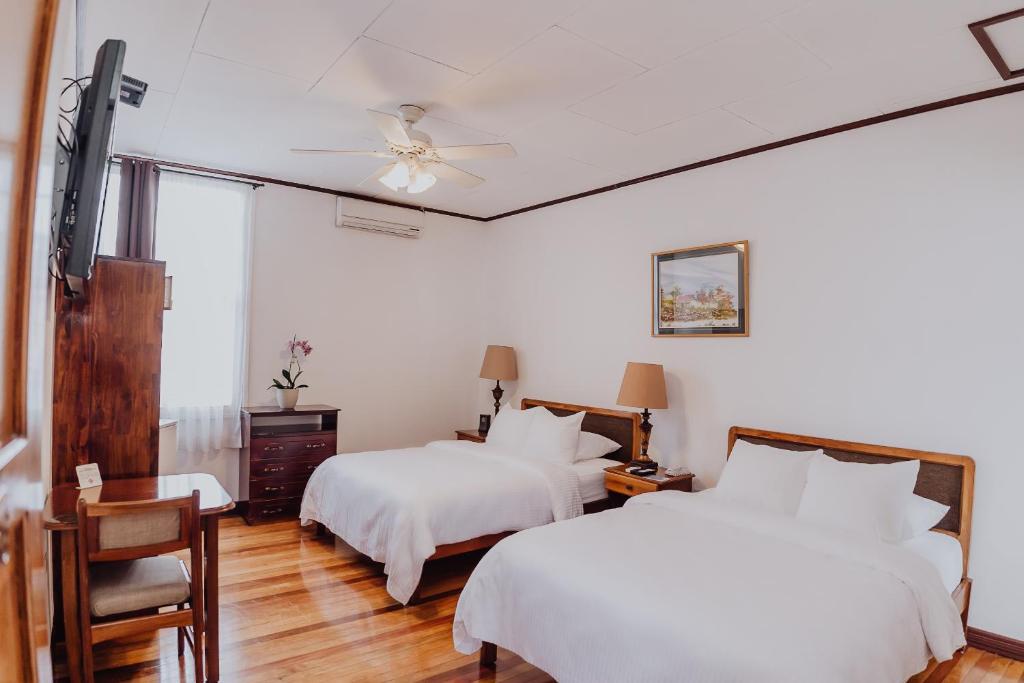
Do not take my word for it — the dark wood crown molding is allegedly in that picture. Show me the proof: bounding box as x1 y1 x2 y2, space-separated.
970 7 1024 81
119 81 1024 224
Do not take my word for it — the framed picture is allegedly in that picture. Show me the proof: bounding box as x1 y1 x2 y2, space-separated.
652 240 749 337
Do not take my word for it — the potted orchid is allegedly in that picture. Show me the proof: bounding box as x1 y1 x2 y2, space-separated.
269 335 312 409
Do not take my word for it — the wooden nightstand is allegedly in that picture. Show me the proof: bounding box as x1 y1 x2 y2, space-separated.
604 464 694 499
455 429 487 443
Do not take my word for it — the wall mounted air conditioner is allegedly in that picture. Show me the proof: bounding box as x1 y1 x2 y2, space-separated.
336 197 423 238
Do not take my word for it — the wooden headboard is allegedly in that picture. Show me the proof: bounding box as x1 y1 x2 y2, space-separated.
729 427 975 576
521 398 640 463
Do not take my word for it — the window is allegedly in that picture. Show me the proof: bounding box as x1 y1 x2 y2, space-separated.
154 172 253 455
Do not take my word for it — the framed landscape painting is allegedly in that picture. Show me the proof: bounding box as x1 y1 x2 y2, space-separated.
652 240 749 337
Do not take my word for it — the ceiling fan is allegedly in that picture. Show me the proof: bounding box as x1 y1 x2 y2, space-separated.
290 104 516 194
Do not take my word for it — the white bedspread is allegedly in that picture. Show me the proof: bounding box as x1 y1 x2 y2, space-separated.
299 439 582 604
453 490 965 683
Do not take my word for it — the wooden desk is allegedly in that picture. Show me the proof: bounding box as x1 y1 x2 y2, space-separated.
44 473 234 683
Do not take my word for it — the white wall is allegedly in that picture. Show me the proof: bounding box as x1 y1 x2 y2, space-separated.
247 184 485 453
480 92 1024 638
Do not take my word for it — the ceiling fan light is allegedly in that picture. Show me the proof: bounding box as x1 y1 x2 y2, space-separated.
379 160 410 190
406 171 436 194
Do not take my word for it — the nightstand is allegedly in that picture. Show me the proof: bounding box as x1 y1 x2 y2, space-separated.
455 429 487 443
604 464 694 499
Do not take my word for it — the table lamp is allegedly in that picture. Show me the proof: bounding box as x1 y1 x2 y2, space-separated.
480 345 517 414
616 362 668 469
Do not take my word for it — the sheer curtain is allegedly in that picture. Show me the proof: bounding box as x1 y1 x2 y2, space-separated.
155 172 254 457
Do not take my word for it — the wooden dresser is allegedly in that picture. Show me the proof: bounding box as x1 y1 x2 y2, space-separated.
240 405 340 525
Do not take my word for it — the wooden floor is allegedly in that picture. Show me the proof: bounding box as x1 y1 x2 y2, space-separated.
78 516 1019 682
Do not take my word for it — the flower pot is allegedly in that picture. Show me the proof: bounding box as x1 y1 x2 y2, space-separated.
275 388 299 410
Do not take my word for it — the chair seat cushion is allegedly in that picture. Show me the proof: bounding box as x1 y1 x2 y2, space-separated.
89 556 191 617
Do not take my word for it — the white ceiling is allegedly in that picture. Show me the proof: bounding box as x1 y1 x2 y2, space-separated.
81 0 1023 218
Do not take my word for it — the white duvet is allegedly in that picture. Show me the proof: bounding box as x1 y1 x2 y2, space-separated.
454 490 966 683
299 439 582 604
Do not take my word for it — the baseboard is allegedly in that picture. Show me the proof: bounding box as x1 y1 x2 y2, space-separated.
967 627 1024 661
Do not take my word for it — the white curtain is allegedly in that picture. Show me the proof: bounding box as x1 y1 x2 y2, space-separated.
155 172 254 457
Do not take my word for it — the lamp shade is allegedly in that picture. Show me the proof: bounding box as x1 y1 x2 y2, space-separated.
616 362 668 409
479 345 517 381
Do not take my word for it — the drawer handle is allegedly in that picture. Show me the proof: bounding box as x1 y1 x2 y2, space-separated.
305 442 326 449
262 508 283 515
264 486 283 493
306 464 317 471
264 444 285 452
264 465 285 473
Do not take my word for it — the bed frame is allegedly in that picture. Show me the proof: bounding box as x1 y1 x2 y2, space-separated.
728 427 975 683
481 426 976 678
422 399 640 564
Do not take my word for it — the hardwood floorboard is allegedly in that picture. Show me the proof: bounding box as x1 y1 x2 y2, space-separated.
73 516 1018 682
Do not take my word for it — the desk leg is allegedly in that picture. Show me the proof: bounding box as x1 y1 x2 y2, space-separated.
203 515 220 682
59 531 83 683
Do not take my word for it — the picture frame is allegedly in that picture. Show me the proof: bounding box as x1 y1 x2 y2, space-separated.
652 240 749 337
478 414 491 433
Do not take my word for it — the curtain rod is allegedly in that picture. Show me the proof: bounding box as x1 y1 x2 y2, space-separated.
112 157 264 189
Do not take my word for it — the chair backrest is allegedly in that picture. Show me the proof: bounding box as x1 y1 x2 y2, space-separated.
76 490 200 563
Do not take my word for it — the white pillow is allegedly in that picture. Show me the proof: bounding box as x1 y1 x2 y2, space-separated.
484 405 539 454
715 440 817 515
902 494 950 540
574 431 621 462
521 409 585 465
796 454 920 543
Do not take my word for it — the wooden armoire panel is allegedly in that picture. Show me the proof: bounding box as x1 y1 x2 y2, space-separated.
52 255 165 483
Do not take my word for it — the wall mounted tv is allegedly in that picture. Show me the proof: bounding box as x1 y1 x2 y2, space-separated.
52 38 139 297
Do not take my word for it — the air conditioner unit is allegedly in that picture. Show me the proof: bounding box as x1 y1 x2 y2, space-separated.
336 197 422 238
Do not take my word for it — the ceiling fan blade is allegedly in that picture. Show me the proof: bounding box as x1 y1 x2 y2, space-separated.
358 163 397 187
367 110 411 147
431 143 516 161
290 148 393 158
426 161 485 189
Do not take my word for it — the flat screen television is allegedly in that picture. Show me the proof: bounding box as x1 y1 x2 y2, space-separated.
52 39 126 296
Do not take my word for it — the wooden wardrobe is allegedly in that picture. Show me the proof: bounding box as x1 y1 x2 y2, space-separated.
51 255 166 483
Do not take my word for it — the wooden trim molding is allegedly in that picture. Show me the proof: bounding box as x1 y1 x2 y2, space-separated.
120 82 1024 224
966 627 1024 661
113 154 483 223
969 8 1024 81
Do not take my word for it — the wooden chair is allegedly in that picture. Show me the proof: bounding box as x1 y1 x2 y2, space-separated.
75 491 204 683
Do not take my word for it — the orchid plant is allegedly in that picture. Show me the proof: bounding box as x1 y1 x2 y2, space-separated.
269 335 313 390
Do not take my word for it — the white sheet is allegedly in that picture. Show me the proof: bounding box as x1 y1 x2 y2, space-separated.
299 439 583 604
573 457 618 504
902 531 964 593
454 490 965 683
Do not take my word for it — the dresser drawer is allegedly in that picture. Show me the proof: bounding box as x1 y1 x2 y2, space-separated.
250 434 336 461
249 478 308 501
249 454 329 480
245 497 301 524
604 472 658 497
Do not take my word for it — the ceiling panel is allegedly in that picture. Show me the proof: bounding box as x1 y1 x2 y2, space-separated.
194 0 390 82
111 88 175 156
365 0 585 75
773 0 1023 68
430 27 644 135
571 24 828 134
309 37 470 112
560 0 806 68
80 0 208 92
987 14 1024 70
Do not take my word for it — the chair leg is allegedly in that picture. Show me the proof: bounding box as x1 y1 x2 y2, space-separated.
177 604 185 657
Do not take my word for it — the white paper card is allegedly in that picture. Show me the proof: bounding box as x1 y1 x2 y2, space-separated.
76 463 102 489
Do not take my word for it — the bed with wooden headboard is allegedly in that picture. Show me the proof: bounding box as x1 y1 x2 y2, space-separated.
729 427 975 682
469 426 977 682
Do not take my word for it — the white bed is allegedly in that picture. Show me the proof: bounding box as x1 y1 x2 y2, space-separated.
453 427 975 683
299 399 640 604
